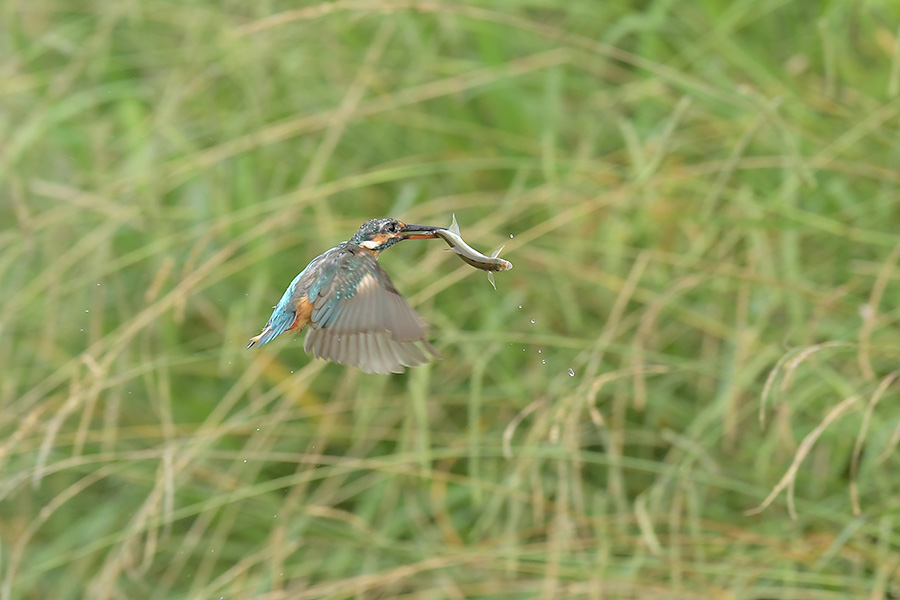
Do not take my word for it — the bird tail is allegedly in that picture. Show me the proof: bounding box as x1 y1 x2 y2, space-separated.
246 327 270 349
247 310 300 349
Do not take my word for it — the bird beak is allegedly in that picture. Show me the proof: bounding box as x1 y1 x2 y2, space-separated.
399 223 445 240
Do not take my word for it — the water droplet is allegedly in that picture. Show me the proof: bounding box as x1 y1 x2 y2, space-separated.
568 368 575 377
509 234 514 239
243 459 247 463
537 349 542 354
541 359 546 364
84 309 89 313
96 283 101 286
80 328 84 332
518 305 523 309
256 427 260 431
530 319 535 324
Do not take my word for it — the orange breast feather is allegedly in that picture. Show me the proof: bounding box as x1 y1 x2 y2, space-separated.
291 296 313 331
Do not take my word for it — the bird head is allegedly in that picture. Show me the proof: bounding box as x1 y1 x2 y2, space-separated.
350 218 443 252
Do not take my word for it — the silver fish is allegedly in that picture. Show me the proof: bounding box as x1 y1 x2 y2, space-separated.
433 214 513 290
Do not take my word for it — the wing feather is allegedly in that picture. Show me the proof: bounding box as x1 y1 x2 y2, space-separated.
381 333 403 369
332 334 343 362
362 333 381 374
344 333 358 368
304 247 438 373
376 333 400 374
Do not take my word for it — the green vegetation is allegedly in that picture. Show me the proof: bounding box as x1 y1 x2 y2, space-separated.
4 1 900 598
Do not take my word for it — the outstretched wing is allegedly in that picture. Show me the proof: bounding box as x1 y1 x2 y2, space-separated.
304 246 439 374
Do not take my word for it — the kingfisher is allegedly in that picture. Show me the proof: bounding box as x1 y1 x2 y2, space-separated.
247 218 445 374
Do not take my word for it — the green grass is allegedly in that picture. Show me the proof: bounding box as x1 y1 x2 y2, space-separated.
4 0 900 598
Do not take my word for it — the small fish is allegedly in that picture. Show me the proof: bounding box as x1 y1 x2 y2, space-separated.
433 214 513 290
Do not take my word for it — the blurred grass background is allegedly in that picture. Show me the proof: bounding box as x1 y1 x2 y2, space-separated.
4 0 900 598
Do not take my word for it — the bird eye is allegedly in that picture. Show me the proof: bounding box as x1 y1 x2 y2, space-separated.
388 221 399 233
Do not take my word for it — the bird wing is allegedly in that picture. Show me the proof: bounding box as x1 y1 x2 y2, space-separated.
304 246 439 374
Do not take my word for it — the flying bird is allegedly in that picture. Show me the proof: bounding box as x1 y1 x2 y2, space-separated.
247 218 445 374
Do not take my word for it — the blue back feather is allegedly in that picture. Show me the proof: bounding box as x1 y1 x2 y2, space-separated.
256 267 309 346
